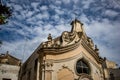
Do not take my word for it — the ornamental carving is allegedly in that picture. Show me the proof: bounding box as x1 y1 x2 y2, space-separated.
40 19 100 57
78 73 93 80
57 67 74 80
42 31 80 48
62 31 76 43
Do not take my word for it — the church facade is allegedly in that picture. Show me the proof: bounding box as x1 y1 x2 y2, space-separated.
19 19 118 80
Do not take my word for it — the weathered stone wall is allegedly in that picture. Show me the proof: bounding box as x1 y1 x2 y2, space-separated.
0 64 20 80
19 52 39 80
43 44 104 80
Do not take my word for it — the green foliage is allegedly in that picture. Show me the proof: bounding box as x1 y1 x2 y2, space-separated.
0 15 6 24
0 1 12 25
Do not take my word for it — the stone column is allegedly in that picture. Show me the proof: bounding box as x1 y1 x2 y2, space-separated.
45 61 53 80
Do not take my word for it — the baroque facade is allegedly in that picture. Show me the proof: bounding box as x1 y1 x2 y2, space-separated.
0 51 21 80
19 19 119 80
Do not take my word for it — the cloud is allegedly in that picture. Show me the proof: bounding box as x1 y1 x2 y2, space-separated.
104 9 119 17
81 0 94 9
79 14 90 23
84 18 120 65
72 0 79 4
14 4 23 11
0 38 42 61
62 0 71 4
107 0 120 9
55 0 62 5
31 2 39 11
1 0 120 66
55 8 64 15
35 11 50 20
40 5 48 11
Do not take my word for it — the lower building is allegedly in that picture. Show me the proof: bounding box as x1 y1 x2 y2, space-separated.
102 58 120 80
108 68 120 80
19 19 119 80
0 51 21 80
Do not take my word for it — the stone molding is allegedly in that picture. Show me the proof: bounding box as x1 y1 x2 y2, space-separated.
81 39 104 64
40 39 81 54
78 73 93 80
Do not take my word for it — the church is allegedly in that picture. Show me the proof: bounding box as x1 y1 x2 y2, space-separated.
19 19 119 80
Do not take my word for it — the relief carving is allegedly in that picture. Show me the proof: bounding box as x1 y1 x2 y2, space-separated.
42 31 79 48
78 73 93 80
46 62 53 67
61 31 77 46
57 67 74 80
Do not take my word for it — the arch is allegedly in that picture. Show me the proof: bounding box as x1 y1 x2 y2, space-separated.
75 57 91 75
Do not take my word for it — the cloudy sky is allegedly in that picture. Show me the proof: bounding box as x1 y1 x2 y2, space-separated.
0 0 120 65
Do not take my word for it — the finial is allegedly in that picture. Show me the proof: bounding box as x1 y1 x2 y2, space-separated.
104 57 106 60
47 33 52 41
6 51 9 54
73 8 79 20
95 45 99 51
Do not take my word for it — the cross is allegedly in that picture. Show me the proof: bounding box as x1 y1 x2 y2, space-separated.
73 9 80 19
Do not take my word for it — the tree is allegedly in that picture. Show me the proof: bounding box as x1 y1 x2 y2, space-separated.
0 0 12 47
0 40 2 47
0 0 12 25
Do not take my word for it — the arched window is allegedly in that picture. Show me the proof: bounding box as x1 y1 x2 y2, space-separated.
76 59 90 74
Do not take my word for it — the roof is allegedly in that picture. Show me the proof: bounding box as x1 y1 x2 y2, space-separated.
0 51 21 66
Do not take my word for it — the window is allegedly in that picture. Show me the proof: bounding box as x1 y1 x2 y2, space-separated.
2 78 11 80
27 70 31 80
34 59 38 71
76 59 90 74
34 59 38 79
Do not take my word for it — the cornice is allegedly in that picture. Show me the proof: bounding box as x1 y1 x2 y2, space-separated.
81 39 103 64
37 19 104 63
40 40 80 54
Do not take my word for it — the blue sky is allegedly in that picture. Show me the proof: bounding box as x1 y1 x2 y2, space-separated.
0 0 120 65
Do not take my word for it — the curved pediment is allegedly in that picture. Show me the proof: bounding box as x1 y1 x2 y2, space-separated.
41 31 81 48
41 19 84 50
39 19 104 64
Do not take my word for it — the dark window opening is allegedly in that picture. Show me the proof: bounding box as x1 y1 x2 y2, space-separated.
34 59 38 79
34 59 38 71
27 71 31 80
76 59 90 74
2 78 11 80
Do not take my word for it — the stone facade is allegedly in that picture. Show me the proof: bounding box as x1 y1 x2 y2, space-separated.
18 50 39 80
0 51 21 80
19 19 119 80
102 58 120 80
108 68 120 80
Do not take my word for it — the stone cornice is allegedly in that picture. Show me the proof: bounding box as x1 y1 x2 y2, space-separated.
81 38 103 64
39 40 80 54
39 33 104 64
